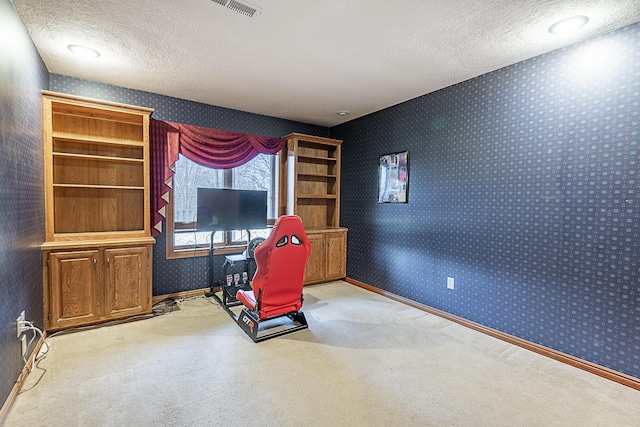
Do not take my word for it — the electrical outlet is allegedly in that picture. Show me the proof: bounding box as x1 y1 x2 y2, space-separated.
21 335 27 357
447 277 455 290
16 310 25 338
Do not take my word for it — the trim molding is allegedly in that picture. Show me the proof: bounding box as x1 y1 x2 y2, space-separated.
152 287 209 305
345 277 640 391
0 335 46 425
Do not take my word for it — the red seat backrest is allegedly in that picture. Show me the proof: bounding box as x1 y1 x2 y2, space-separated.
251 215 311 319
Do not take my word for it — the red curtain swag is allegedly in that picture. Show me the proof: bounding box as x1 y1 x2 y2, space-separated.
150 119 286 236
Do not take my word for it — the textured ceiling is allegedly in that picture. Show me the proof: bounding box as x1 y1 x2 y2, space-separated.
12 0 640 127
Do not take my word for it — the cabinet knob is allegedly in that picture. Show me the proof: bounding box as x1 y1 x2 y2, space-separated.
93 259 97 270
107 258 110 268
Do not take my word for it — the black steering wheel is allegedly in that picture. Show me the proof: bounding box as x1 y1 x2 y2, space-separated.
246 237 265 259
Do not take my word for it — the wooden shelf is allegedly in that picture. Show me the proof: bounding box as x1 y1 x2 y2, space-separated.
52 133 144 147
298 155 337 162
42 235 155 249
53 152 144 163
298 173 337 179
43 91 153 242
296 194 338 199
53 110 144 126
279 133 342 229
53 184 145 190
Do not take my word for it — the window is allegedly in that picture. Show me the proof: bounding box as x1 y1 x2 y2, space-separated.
166 154 276 259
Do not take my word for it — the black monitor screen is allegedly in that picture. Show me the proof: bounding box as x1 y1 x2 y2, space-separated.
196 188 268 232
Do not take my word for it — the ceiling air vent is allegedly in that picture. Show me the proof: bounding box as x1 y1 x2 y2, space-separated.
209 0 261 18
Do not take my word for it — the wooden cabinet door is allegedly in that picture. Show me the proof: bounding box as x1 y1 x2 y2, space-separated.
49 250 100 329
326 232 346 280
304 233 325 284
105 246 150 319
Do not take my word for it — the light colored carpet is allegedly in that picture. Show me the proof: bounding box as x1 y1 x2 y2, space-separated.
5 281 640 427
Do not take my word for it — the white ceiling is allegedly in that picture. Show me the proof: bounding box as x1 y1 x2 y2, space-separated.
12 0 640 127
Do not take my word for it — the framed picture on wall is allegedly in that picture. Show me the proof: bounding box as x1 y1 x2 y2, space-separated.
378 151 408 203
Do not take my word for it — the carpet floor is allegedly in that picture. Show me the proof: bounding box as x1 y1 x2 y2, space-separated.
5 280 640 426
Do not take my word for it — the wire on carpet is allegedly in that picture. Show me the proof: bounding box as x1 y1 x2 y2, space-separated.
152 298 180 315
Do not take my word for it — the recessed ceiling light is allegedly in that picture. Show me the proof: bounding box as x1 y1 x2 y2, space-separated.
549 16 589 35
336 110 350 116
67 44 101 58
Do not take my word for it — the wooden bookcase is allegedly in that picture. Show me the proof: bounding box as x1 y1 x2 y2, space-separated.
42 91 153 241
41 91 155 330
279 133 347 284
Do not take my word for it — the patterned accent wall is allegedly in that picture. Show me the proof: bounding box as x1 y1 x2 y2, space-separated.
50 74 328 296
0 0 48 407
332 23 640 379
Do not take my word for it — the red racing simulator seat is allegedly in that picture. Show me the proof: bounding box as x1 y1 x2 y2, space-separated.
235 215 311 342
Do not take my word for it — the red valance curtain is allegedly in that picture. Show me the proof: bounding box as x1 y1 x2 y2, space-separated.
150 119 286 236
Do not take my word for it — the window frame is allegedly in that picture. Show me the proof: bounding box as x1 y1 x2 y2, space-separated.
165 156 277 260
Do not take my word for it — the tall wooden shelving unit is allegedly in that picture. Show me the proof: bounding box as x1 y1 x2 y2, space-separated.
41 91 155 331
279 133 347 284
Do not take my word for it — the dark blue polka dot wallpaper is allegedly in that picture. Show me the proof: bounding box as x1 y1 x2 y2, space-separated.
6 5 637 390
50 74 327 297
332 23 640 379
0 0 48 407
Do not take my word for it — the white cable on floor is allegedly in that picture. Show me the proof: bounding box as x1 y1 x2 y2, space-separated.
20 321 50 372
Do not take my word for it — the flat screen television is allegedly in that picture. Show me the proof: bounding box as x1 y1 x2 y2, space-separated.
196 188 268 232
